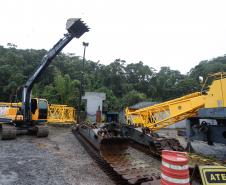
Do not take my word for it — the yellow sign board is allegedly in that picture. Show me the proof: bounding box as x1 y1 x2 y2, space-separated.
199 166 226 185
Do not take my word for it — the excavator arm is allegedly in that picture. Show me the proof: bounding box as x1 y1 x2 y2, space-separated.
22 18 89 122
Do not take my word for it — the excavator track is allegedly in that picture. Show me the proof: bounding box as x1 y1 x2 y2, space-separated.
36 125 49 137
122 126 185 157
74 124 161 185
74 131 128 184
100 143 161 184
1 124 17 140
153 137 184 155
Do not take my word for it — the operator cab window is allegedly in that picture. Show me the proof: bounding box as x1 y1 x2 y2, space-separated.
38 100 48 110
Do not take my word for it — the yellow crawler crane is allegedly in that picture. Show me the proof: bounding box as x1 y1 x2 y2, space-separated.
125 72 226 132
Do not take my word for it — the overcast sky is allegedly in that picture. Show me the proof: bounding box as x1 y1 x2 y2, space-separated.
1 0 226 74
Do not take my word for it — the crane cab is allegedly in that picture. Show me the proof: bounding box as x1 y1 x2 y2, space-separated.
31 98 48 122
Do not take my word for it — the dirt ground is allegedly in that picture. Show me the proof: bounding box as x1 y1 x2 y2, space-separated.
0 126 114 185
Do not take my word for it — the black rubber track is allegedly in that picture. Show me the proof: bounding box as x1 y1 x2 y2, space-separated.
73 130 161 185
73 131 128 185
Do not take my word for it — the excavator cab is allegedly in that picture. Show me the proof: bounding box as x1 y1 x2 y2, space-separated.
31 98 48 122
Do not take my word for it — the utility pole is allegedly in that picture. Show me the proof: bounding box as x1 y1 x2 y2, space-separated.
77 42 89 124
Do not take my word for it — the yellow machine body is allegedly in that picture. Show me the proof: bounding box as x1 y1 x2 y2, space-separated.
0 98 48 123
0 99 76 123
125 73 226 131
204 73 226 108
0 104 23 121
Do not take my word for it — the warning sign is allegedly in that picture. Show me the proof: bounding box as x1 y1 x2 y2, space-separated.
199 166 226 185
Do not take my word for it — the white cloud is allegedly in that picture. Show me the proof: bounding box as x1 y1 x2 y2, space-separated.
1 0 226 73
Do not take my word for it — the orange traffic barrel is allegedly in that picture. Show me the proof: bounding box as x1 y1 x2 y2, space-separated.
161 150 190 185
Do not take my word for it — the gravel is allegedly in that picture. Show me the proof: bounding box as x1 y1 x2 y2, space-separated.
0 126 114 185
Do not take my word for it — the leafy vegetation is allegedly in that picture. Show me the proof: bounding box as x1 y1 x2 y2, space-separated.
1 45 226 111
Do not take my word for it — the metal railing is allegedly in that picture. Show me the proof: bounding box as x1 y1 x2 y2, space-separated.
0 102 76 124
48 104 76 124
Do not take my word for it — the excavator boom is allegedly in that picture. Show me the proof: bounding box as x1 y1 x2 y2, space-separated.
22 18 89 122
1 18 89 140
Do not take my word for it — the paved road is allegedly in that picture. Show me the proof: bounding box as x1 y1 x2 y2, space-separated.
0 126 114 185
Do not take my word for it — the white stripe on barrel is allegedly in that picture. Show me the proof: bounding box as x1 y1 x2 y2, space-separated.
161 173 190 184
161 150 190 185
162 160 189 170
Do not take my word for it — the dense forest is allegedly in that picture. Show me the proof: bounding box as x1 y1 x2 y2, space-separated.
1 44 226 111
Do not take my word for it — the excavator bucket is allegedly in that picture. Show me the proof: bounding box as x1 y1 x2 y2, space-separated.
66 18 89 38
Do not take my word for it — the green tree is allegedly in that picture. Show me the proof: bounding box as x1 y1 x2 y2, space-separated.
122 90 147 107
1 45 226 111
54 74 80 105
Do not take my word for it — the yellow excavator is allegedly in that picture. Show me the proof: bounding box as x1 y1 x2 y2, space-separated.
125 72 226 145
0 98 48 123
0 18 89 140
